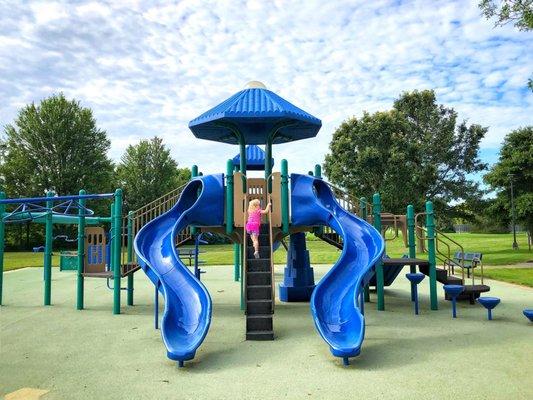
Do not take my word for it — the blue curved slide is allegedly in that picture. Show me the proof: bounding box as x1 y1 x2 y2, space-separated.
134 174 224 366
290 174 385 364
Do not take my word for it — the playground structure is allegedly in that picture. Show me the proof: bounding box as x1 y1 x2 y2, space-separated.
131 81 497 367
0 190 140 313
0 82 506 370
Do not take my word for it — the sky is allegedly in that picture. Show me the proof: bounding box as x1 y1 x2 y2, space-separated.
0 0 531 178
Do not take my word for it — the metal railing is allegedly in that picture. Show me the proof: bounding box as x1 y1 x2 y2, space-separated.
320 181 371 246
414 212 486 285
121 183 191 266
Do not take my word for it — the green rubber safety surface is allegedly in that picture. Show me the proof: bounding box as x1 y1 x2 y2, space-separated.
1 267 532 400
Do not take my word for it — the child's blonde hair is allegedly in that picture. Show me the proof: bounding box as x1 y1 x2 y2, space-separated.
248 199 260 212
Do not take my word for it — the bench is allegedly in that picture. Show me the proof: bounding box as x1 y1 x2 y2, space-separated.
445 252 482 278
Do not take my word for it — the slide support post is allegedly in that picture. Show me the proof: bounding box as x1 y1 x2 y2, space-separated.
44 191 54 306
113 189 122 315
76 190 86 310
0 192 5 305
426 201 438 310
281 159 289 235
373 193 385 311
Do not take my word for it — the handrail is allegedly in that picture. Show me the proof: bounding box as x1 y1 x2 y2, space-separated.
384 215 399 242
242 215 247 312
267 192 275 312
323 180 368 216
123 183 191 266
435 230 465 283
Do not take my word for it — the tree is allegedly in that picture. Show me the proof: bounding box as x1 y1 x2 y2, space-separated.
1 93 114 197
323 90 487 221
484 127 533 238
479 1 533 90
479 0 533 31
116 137 191 211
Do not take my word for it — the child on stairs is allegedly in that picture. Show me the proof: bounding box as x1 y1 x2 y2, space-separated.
246 199 271 259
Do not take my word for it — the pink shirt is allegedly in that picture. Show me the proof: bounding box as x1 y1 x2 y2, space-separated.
246 209 261 229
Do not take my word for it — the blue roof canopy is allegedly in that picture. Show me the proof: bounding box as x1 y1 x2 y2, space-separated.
232 145 274 171
188 85 322 145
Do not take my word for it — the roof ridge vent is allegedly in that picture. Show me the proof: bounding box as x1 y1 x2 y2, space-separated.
244 81 267 89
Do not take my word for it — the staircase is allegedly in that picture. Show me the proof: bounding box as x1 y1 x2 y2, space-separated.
245 224 274 340
418 263 489 304
316 227 343 249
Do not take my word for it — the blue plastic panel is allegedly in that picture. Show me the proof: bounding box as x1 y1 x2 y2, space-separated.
290 174 385 359
134 174 224 362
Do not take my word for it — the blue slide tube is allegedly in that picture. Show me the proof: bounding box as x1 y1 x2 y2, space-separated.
134 174 224 366
290 174 384 364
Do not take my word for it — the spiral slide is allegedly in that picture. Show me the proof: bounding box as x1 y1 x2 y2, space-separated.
290 174 385 365
134 174 224 366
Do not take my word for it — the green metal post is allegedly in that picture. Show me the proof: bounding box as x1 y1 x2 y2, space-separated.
314 164 322 179
113 189 123 315
226 160 234 235
76 190 86 310
127 211 134 306
426 201 438 310
281 159 289 235
265 140 273 193
0 192 5 305
191 165 198 178
191 165 200 236
373 193 385 311
240 243 244 310
360 197 370 303
407 204 416 301
44 191 54 306
191 165 198 235
407 205 416 265
239 141 246 192
234 243 240 282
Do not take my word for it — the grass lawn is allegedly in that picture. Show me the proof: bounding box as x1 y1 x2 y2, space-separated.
477 268 533 287
2 251 60 271
3 233 531 286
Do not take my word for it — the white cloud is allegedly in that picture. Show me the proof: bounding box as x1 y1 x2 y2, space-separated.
0 0 531 177
30 2 68 25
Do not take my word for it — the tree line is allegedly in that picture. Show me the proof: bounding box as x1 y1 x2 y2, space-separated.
0 93 190 249
323 89 532 237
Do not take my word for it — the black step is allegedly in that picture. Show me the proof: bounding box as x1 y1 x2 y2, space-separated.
445 284 491 304
247 299 273 315
419 265 455 285
247 285 272 300
246 315 273 331
247 234 270 246
247 271 271 286
247 258 271 272
246 330 274 341
247 246 270 259
446 275 463 285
